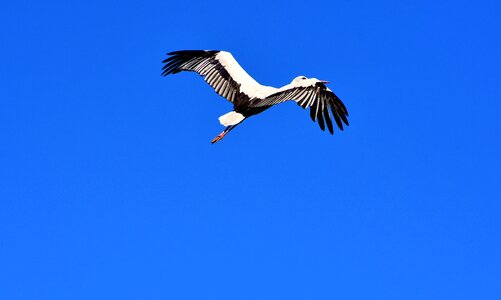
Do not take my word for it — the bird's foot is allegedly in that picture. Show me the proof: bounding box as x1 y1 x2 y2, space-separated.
211 132 226 144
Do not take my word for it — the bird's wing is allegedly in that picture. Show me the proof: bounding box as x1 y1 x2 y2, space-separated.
162 50 263 105
253 79 349 134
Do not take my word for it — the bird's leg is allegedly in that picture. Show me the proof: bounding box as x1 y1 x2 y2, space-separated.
211 125 235 144
211 131 227 144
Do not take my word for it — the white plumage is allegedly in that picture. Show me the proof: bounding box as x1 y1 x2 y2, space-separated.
162 50 349 143
218 111 245 126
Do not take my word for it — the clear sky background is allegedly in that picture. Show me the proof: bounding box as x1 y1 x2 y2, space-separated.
1 0 500 299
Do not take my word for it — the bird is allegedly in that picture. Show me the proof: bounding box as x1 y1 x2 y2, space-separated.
161 50 349 143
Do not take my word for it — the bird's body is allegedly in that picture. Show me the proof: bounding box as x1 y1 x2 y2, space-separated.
161 50 349 143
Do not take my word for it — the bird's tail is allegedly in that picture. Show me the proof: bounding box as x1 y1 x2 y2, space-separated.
212 111 246 144
218 111 245 126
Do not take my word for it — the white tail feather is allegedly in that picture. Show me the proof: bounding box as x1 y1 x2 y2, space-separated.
218 111 245 126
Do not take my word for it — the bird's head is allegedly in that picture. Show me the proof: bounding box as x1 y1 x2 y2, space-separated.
291 76 330 85
292 75 308 83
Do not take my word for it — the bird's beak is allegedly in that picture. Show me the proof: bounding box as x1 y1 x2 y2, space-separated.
320 80 330 84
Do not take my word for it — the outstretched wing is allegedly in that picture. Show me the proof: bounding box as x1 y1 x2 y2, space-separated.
162 50 262 106
253 80 349 134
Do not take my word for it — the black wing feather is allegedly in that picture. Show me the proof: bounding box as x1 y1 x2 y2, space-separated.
161 50 250 105
253 82 349 134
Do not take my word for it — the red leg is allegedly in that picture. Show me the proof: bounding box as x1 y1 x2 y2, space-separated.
211 130 227 144
211 125 238 144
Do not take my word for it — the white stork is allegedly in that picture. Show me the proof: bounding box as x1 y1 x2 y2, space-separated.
162 50 349 143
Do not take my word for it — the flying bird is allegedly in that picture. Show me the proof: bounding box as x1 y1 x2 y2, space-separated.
161 50 349 143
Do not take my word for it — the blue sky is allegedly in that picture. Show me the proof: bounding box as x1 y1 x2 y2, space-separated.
1 0 500 299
